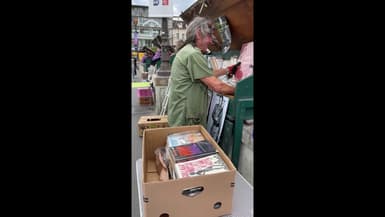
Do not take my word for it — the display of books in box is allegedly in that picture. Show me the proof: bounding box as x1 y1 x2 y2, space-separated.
174 153 228 179
168 140 217 163
167 131 205 148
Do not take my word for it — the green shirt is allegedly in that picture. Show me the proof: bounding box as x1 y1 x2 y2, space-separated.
155 59 161 69
169 54 175 66
167 44 213 127
143 57 152 72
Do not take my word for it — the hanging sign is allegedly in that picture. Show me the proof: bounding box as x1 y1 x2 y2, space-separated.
148 0 173 17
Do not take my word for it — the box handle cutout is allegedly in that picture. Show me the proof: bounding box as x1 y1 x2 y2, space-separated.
147 118 161 121
159 214 169 217
213 202 222 209
182 186 204 197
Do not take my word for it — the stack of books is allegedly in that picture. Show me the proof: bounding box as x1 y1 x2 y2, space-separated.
166 131 228 179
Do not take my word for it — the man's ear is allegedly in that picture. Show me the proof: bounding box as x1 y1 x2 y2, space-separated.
195 29 201 40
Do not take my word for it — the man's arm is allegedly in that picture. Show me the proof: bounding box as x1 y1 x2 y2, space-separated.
212 68 228 77
200 76 234 95
212 63 241 77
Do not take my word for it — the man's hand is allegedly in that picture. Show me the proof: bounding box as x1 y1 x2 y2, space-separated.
226 62 241 78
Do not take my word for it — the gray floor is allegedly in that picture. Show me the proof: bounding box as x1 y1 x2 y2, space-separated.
131 62 155 217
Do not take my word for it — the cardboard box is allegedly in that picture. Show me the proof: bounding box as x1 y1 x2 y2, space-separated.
137 115 168 137
142 125 236 217
141 71 149 80
156 70 171 77
137 88 153 105
139 97 153 105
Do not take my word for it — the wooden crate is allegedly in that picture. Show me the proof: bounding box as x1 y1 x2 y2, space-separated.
139 97 153 105
137 115 168 137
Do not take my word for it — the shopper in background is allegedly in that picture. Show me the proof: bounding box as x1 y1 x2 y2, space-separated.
141 47 154 72
167 16 241 127
133 56 137 76
151 47 162 69
166 46 176 66
169 40 184 67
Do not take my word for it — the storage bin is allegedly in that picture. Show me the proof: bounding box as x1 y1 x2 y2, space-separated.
137 88 153 98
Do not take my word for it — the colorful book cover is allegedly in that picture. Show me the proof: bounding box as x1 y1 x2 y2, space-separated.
167 131 205 148
174 154 228 179
169 140 217 163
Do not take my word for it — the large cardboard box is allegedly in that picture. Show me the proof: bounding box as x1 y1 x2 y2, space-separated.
139 97 153 105
142 125 236 217
137 115 168 137
137 88 154 106
156 70 171 77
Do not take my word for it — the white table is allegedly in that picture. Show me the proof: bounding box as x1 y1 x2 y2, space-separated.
136 158 253 217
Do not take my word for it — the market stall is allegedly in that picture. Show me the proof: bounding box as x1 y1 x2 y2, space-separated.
180 0 254 170
136 2 254 215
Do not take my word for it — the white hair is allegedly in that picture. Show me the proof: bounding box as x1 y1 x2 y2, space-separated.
182 16 213 47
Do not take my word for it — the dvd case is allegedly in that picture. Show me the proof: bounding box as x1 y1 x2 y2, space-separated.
167 130 205 147
169 140 217 163
174 154 228 179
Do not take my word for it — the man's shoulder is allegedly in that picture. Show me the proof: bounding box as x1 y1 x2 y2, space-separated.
179 44 200 56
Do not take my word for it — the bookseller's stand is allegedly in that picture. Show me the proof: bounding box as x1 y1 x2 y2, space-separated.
136 158 253 217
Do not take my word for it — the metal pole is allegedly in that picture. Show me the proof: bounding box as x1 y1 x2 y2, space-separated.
136 25 139 65
134 17 139 69
157 17 171 76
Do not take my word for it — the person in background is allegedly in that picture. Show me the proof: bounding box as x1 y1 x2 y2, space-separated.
141 47 154 72
167 40 184 67
133 56 137 76
166 46 176 66
167 16 241 127
151 47 162 69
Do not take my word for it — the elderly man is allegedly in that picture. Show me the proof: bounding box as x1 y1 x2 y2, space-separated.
167 16 240 127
